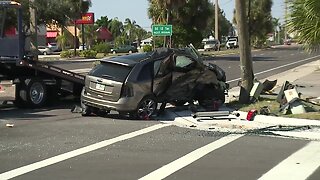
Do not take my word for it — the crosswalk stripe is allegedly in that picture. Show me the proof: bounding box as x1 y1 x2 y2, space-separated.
139 134 244 180
258 141 320 180
0 124 171 180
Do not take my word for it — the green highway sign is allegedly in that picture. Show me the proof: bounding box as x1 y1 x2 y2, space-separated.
152 25 172 36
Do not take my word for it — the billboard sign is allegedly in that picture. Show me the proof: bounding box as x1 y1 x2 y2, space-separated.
76 13 94 24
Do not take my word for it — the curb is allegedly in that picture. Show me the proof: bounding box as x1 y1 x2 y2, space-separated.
237 111 320 126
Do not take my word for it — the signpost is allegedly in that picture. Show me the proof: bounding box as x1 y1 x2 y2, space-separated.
74 12 94 55
152 25 172 36
152 25 173 48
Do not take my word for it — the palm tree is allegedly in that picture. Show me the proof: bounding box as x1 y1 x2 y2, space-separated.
123 18 139 44
108 18 124 40
287 0 320 52
148 0 186 24
80 24 97 49
272 18 281 44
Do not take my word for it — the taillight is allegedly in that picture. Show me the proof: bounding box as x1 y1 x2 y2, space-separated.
121 83 134 97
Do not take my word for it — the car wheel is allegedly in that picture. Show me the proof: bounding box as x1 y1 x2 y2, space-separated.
129 50 132 53
112 51 116 54
134 96 157 120
43 51 47 55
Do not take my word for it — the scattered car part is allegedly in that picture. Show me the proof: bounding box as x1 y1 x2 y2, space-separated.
246 109 258 121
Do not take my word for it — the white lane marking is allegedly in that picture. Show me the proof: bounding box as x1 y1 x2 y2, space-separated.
0 124 171 180
258 141 320 180
139 134 244 180
227 55 320 83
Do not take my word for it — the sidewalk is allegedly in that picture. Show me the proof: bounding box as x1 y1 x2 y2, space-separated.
159 60 320 139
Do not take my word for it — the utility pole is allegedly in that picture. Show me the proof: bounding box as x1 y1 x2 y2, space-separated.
284 0 288 41
215 0 219 40
29 0 38 60
235 0 254 104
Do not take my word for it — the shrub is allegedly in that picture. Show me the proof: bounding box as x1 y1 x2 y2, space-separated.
60 50 72 58
92 42 111 54
80 50 97 58
143 45 153 52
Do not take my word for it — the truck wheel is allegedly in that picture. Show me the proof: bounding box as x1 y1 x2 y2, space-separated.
25 79 47 107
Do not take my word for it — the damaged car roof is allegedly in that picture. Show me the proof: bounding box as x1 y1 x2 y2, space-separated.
100 48 175 66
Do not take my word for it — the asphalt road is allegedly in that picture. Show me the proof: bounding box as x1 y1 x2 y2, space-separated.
49 44 320 88
1 106 319 180
1 45 320 179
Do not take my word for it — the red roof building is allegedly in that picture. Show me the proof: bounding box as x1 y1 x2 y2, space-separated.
96 27 112 42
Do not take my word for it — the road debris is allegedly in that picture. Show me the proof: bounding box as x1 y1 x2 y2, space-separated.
6 123 14 128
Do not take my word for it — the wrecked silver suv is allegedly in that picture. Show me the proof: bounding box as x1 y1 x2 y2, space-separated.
81 45 228 119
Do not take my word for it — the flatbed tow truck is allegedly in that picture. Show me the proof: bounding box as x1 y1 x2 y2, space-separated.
0 1 85 107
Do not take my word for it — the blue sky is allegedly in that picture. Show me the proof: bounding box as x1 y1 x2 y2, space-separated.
89 0 285 31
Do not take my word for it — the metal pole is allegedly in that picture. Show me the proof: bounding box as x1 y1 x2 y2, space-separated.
248 0 251 45
0 8 6 38
284 0 288 41
215 0 219 40
74 20 77 56
81 24 85 50
29 0 38 60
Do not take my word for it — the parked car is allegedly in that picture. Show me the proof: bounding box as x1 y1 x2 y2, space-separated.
111 45 138 54
47 42 61 52
38 46 54 55
81 45 228 119
204 39 220 51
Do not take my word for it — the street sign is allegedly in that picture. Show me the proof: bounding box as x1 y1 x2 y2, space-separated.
76 13 95 24
152 25 172 36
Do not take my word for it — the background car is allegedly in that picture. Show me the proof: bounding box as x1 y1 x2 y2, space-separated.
204 39 220 51
81 45 228 119
38 46 54 55
47 42 61 52
111 45 138 54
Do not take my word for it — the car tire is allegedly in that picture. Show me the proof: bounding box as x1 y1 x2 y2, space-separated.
43 51 47 55
133 96 157 120
129 50 132 53
112 51 116 54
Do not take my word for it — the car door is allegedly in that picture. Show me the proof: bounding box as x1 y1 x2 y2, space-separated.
165 55 202 100
152 55 173 99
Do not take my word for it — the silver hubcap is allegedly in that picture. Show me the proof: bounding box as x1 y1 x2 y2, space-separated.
137 99 156 119
30 82 44 104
